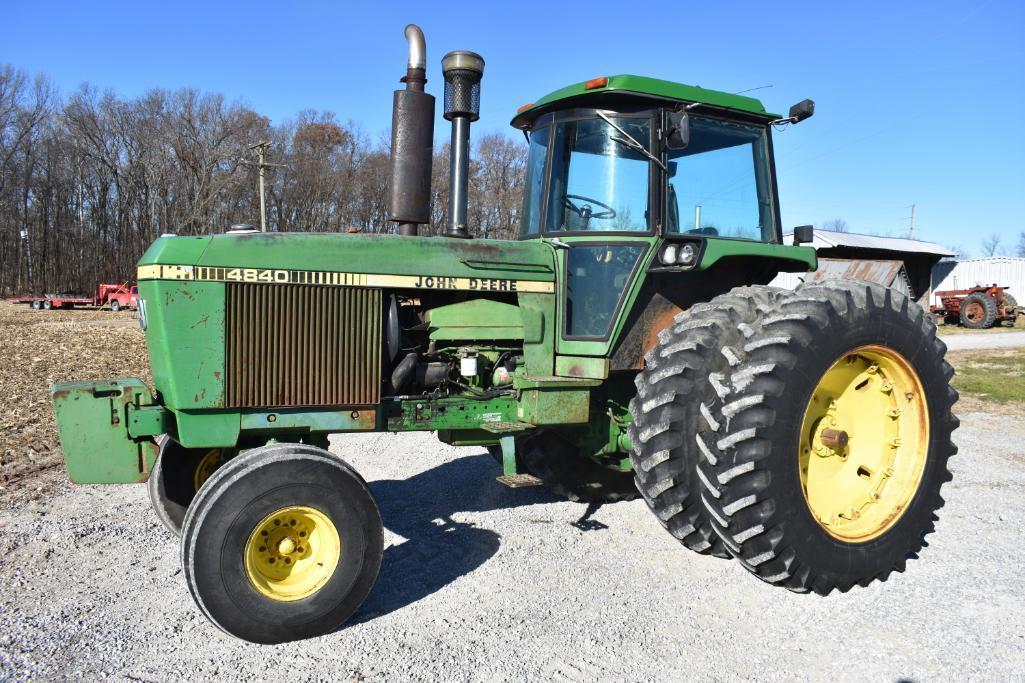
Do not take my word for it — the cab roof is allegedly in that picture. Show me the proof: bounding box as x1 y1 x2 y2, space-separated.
510 74 779 129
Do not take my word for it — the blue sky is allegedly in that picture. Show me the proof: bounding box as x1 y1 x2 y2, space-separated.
5 0 1023 256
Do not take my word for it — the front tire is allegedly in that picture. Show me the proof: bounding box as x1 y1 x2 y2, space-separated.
704 281 958 594
110 299 121 312
181 443 383 643
148 438 227 536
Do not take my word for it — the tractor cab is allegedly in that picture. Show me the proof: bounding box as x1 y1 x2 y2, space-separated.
509 75 812 353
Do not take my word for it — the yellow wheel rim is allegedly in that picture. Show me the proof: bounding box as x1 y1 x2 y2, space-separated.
244 506 341 602
192 449 221 492
799 345 929 543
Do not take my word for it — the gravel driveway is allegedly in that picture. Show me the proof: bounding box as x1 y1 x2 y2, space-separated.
942 330 1025 351
2 410 1023 681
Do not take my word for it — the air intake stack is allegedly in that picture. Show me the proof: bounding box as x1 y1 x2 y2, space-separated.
388 25 435 237
441 50 484 239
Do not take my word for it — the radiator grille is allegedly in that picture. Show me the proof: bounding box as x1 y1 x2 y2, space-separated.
225 283 382 408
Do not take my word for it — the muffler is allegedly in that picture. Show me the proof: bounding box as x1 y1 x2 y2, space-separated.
388 24 435 237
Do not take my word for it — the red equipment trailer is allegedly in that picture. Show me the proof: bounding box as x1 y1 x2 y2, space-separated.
930 284 1019 329
10 282 139 311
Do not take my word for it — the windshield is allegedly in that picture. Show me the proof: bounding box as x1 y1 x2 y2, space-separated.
519 114 653 235
666 117 777 241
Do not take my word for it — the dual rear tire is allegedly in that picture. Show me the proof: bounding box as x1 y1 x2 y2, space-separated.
629 282 958 594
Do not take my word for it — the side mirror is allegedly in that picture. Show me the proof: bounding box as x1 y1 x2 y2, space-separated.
788 99 815 124
667 111 689 149
667 160 678 178
793 225 814 245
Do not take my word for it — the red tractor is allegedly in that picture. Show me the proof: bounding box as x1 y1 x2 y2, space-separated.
931 284 1019 329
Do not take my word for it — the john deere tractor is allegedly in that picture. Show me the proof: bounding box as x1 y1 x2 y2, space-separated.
51 25 957 643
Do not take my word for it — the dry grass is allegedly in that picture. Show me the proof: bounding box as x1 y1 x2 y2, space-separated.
937 315 1024 335
0 300 150 501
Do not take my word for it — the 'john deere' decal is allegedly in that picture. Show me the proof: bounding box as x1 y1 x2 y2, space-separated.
137 264 554 294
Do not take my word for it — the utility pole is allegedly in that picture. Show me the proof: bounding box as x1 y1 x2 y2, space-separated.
250 141 271 232
20 228 32 291
908 203 916 240
245 141 285 232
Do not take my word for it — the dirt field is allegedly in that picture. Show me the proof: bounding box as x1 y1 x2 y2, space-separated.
0 301 150 506
1 300 1024 680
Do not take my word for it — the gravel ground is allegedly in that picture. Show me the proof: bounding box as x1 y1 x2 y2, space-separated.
942 330 1025 351
1 411 1023 681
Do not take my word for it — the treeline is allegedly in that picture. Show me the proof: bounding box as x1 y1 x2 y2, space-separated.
0 65 526 295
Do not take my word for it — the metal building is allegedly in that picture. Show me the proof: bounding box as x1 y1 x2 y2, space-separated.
771 230 954 305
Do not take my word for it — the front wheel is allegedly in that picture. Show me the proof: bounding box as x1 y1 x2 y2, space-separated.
148 438 227 536
703 281 958 594
181 443 383 643
109 299 121 312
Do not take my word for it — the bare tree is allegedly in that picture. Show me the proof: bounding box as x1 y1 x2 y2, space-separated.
0 64 528 295
822 218 849 232
981 233 1002 257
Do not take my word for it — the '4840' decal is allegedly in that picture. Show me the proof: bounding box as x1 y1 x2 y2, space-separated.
137 264 555 293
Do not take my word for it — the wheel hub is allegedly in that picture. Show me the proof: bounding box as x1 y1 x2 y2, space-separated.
964 301 984 322
192 449 221 492
244 505 341 601
798 345 929 542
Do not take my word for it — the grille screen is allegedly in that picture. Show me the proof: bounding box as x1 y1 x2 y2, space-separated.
225 283 381 408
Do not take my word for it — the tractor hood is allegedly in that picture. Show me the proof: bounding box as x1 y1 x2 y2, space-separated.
138 232 557 293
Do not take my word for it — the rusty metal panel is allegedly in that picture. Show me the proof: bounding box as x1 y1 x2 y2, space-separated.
804 258 904 287
770 258 914 297
225 284 381 408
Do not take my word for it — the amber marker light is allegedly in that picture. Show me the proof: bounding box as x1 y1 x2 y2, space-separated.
517 102 534 112
585 77 608 90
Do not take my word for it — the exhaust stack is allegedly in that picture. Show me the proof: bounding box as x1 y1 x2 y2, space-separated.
441 50 484 239
388 24 435 237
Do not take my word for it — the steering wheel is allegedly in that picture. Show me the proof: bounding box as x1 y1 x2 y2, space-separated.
563 194 617 222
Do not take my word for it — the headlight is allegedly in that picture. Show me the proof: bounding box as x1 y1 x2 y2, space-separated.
678 243 696 266
137 298 148 331
660 244 678 265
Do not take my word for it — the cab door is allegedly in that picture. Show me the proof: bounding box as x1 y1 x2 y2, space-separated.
555 236 657 360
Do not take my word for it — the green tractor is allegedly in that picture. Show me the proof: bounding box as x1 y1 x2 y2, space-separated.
51 25 957 643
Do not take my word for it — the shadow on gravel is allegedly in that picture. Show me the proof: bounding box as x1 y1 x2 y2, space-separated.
351 452 560 624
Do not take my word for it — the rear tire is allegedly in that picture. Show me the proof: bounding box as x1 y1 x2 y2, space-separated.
42 300 52 310
520 433 638 503
703 281 958 595
148 438 227 536
30 300 41 310
629 286 783 558
181 443 383 643
959 292 996 328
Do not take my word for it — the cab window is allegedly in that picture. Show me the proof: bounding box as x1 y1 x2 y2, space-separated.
666 117 777 242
